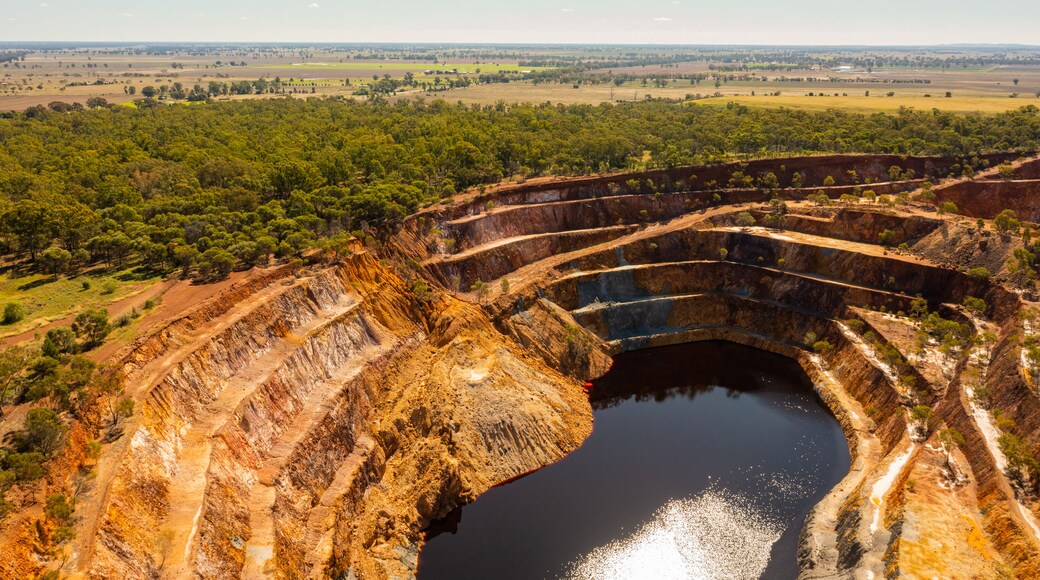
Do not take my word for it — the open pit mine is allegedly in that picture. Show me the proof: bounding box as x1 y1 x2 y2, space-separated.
10 153 1040 579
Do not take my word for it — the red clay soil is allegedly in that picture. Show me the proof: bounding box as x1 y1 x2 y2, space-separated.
0 267 277 361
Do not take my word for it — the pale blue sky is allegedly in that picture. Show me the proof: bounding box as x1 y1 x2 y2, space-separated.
1 0 1038 45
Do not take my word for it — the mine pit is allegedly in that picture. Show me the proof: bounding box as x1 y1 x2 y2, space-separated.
29 152 1040 579
417 341 850 580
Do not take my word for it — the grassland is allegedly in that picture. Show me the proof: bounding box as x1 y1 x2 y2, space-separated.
0 266 163 339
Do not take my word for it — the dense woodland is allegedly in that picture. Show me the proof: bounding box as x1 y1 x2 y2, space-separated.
2 98 1040 281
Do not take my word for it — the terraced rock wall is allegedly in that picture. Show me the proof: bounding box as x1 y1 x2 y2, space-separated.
69 253 595 580
401 153 1040 579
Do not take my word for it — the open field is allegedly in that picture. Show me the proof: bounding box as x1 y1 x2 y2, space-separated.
0 265 163 339
257 62 547 73
693 94 1034 113
413 80 703 104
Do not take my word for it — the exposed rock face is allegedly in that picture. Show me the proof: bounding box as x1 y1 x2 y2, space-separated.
401 153 1040 579
49 152 1040 579
61 252 595 580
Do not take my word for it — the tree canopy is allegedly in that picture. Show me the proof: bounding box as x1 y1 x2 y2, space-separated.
0 97 1038 280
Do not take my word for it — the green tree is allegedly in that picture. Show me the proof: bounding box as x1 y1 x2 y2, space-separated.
51 203 98 252
39 247 72 277
0 346 30 416
41 327 77 359
22 408 67 456
198 248 236 281
2 200 53 260
270 160 326 197
994 209 1020 234
173 245 201 277
72 309 111 349
5 452 45 485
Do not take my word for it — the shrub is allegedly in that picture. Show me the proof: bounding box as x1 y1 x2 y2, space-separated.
877 229 897 246
2 303 25 325
45 494 74 525
963 296 987 316
966 267 992 280
844 319 864 332
411 279 430 301
734 212 756 227
941 428 966 448
470 280 490 302
812 340 835 354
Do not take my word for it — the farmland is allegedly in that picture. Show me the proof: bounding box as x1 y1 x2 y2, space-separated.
2 44 1040 113
694 94 1033 113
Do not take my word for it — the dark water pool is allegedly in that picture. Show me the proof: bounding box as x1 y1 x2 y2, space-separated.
417 341 850 580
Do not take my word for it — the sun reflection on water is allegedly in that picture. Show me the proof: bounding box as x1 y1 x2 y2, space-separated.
564 490 783 580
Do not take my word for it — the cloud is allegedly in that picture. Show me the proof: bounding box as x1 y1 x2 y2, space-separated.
561 8 574 12
308 2 320 7
652 16 673 21
121 12 133 17
240 16 248 20
39 2 49 7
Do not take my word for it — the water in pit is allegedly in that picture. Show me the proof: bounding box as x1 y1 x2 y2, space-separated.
417 341 851 580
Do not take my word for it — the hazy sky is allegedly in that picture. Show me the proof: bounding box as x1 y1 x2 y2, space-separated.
2 0 1038 45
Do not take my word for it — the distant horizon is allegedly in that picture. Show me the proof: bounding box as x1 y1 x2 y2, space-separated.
3 41 1040 50
2 0 1038 46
